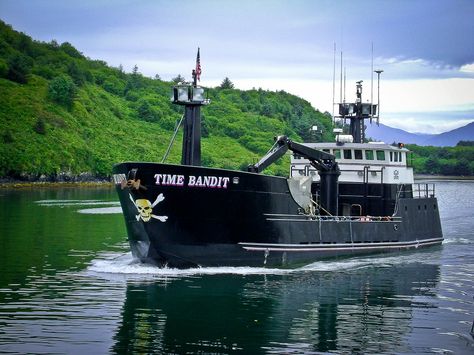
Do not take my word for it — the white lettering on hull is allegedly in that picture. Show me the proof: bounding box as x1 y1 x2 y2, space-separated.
154 174 230 189
154 174 185 186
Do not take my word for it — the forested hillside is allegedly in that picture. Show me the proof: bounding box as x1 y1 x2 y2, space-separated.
407 142 474 176
0 20 333 181
2 20 471 181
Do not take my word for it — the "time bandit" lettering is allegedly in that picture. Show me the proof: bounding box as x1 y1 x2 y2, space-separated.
154 174 230 189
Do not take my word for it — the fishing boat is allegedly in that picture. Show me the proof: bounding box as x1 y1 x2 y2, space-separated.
112 59 443 268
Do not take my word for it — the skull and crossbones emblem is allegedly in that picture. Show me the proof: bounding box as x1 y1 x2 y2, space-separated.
129 193 168 223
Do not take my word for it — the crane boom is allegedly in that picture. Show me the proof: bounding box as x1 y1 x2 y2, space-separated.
248 136 338 173
248 136 340 215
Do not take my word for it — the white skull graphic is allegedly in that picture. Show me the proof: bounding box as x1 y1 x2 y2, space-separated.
129 193 168 223
136 199 153 222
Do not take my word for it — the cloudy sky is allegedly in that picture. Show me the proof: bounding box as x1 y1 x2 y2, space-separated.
1 0 473 133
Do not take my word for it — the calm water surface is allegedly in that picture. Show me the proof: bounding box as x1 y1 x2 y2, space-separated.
0 181 473 354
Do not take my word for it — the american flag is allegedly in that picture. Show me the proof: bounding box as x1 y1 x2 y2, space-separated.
195 47 201 81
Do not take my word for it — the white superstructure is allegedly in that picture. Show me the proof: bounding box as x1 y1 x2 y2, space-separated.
290 142 414 185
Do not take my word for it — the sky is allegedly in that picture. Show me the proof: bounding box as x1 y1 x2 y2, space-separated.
1 0 473 134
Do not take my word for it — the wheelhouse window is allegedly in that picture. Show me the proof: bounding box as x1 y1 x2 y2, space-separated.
399 152 403 162
354 149 363 160
365 150 374 160
390 151 393 162
394 152 399 162
376 150 385 160
343 149 352 159
333 149 341 159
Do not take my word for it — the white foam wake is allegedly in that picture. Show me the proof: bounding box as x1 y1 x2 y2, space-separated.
88 253 290 277
87 249 435 279
36 199 120 207
77 207 123 214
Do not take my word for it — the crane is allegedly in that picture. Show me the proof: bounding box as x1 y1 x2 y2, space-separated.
248 136 341 215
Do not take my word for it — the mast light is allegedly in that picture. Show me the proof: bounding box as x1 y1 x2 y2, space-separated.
172 85 209 105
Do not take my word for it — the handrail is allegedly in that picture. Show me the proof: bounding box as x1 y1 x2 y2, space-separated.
311 215 402 222
413 183 436 198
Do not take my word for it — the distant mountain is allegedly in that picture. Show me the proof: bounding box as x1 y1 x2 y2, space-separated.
423 122 474 146
365 123 434 145
366 122 474 146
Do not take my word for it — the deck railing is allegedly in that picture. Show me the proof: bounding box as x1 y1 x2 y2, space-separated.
313 215 402 222
413 183 436 198
267 213 402 223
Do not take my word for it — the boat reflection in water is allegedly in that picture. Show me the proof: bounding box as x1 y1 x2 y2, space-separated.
111 255 441 354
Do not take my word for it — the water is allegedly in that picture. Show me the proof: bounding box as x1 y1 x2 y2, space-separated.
0 181 473 354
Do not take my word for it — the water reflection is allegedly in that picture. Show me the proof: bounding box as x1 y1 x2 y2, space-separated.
0 183 471 354
112 261 441 354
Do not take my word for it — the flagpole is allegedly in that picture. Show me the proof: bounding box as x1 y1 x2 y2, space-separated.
194 47 201 87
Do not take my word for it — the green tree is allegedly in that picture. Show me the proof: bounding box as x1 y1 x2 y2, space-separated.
48 75 77 108
424 157 439 174
60 41 84 58
457 141 474 147
33 118 47 135
454 159 471 175
125 64 143 92
136 98 162 122
219 77 234 89
17 34 33 56
102 76 125 95
117 64 126 79
0 58 7 78
67 61 86 86
172 74 185 83
49 39 59 49
7 54 31 83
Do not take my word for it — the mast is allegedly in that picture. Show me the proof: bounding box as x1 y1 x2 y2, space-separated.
336 78 381 143
374 69 383 126
350 80 365 143
334 44 383 143
172 48 209 166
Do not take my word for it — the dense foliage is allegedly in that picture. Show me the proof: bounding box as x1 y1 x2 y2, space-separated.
0 20 333 180
457 140 474 147
407 144 474 176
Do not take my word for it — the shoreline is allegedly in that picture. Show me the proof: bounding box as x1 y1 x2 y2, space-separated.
0 174 473 189
0 180 113 189
414 174 474 181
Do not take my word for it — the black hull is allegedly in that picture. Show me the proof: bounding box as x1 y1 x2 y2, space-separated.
113 162 443 268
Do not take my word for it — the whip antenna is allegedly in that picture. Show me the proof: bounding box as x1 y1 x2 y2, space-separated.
332 42 336 124
370 42 374 123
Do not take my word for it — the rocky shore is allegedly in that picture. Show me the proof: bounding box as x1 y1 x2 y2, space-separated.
0 172 112 188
